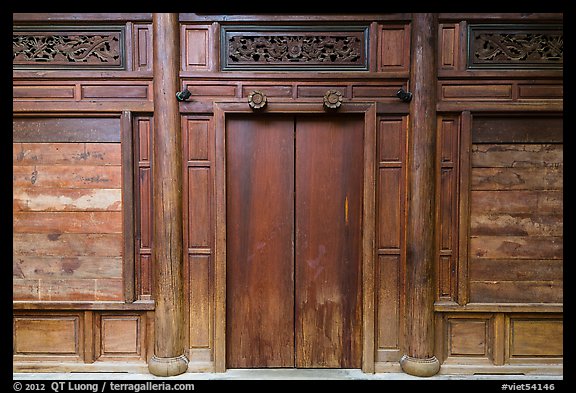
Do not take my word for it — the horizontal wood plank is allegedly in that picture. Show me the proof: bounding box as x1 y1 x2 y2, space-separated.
39 279 98 301
471 144 562 168
469 281 562 303
469 259 563 281
472 116 563 144
13 143 121 166
13 188 122 212
470 236 563 259
470 190 562 213
14 233 122 257
471 167 562 191
14 211 122 233
13 165 122 189
470 212 562 236
13 117 121 143
13 279 40 300
14 256 123 279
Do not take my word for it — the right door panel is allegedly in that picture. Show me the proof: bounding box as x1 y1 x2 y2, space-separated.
295 115 364 368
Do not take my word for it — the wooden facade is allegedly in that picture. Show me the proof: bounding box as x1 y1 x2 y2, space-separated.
13 13 563 376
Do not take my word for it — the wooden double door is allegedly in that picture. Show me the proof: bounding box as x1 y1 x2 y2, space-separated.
226 114 364 368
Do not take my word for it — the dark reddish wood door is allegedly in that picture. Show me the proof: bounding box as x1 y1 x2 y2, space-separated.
226 114 363 369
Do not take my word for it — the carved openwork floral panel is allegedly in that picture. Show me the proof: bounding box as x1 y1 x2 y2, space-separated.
468 24 562 69
221 25 369 71
13 26 125 70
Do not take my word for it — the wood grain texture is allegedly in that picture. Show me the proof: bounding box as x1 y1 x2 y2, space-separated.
13 188 122 212
13 117 121 143
509 319 563 357
472 116 562 144
295 115 363 368
151 12 187 362
404 13 438 360
226 115 295 368
13 315 81 357
13 165 122 189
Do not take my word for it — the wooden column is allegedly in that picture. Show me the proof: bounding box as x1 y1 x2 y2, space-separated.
148 13 188 377
400 13 440 377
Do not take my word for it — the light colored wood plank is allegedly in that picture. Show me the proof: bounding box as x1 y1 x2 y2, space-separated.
39 279 97 301
13 143 121 166
471 167 563 191
13 211 122 233
470 212 563 236
471 190 562 213
14 256 122 279
13 188 122 212
471 144 562 169
189 255 211 348
470 235 563 259
13 165 122 189
14 233 122 257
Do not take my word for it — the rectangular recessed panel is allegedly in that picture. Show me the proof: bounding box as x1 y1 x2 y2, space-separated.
510 319 563 357
14 316 79 355
449 319 488 356
101 317 140 355
221 25 369 71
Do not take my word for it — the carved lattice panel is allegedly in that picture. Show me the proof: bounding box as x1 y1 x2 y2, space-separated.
468 24 562 69
221 25 369 71
13 26 125 70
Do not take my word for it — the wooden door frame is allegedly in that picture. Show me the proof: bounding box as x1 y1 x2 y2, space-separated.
213 101 377 373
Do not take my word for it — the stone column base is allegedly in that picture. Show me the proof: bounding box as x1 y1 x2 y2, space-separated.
400 354 440 377
148 354 189 377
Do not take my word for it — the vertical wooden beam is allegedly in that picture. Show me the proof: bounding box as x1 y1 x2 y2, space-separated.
121 110 136 303
148 12 189 377
400 13 441 377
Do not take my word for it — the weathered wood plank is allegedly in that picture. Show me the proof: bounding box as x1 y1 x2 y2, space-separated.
469 259 563 281
95 279 124 301
13 165 122 189
39 278 97 301
13 279 40 300
13 143 121 166
469 281 562 303
470 212 563 236
13 188 122 212
13 117 121 143
13 256 123 279
471 144 563 168
471 116 563 144
14 233 122 257
189 255 210 348
470 236 563 259
13 212 122 233
471 190 562 213
471 167 563 191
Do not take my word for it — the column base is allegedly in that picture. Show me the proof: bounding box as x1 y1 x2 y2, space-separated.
148 354 189 377
400 354 440 377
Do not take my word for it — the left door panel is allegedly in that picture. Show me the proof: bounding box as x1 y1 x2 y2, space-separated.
225 115 295 368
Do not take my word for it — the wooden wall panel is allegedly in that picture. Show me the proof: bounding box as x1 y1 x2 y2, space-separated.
182 25 211 71
439 23 460 71
133 23 153 72
13 117 123 302
436 116 460 301
508 318 563 359
95 314 146 361
183 116 214 354
468 116 563 304
13 314 83 361
440 81 563 103
378 24 410 72
376 116 406 362
135 116 153 300
448 319 488 356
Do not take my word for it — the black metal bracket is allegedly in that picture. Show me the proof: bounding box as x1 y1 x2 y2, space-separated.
176 89 192 102
396 88 413 103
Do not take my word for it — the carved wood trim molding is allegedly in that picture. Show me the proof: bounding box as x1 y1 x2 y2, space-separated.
13 25 125 70
221 25 369 71
467 24 562 69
